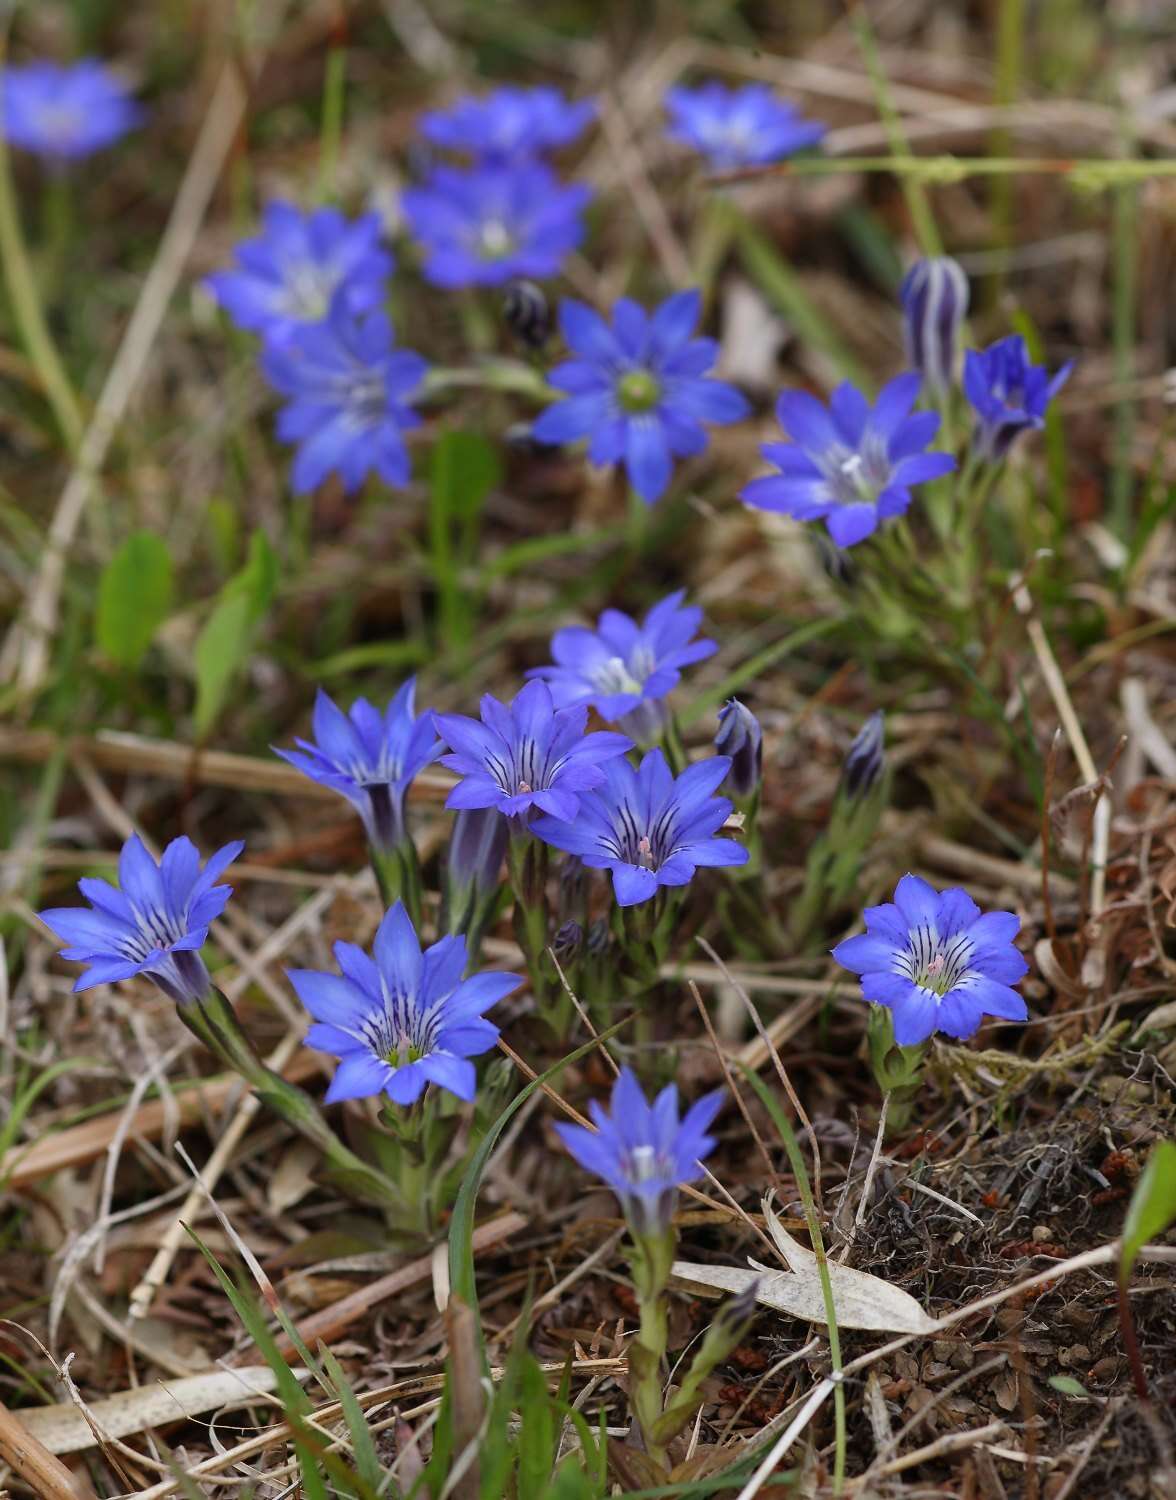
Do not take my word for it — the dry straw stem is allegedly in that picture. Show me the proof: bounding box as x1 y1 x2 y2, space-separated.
0 1053 321 1190
0 1398 86 1500
0 5 293 696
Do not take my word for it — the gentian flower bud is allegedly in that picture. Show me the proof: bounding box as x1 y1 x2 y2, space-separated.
586 917 610 958
714 699 762 800
442 806 509 940
899 257 969 399
552 919 583 963
841 711 885 801
503 279 553 349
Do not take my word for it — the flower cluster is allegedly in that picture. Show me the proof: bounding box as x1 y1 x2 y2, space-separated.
405 85 592 289
2 59 141 161
207 202 422 495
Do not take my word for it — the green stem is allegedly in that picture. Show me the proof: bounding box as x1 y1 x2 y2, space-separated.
317 45 347 202
0 65 83 452
989 0 1023 306
849 5 942 258
178 989 404 1213
508 834 560 1027
627 1227 676 1470
372 841 423 929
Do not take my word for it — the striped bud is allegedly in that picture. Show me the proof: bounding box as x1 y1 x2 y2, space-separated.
899 257 968 399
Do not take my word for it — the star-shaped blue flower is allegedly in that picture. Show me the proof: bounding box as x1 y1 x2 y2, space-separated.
739 373 956 547
963 335 1072 460
38 835 243 1004
261 292 428 494
289 902 522 1104
274 681 441 852
527 589 716 742
832 874 1029 1045
401 162 590 289
665 81 826 171
205 202 393 346
532 289 749 504
2 59 141 160
420 86 595 162
533 747 748 906
555 1066 722 1234
434 679 633 826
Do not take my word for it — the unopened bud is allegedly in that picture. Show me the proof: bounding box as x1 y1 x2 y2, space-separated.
553 920 583 962
714 699 762 800
814 531 857 588
503 279 553 350
899 256 969 399
586 917 610 959
842 711 885 801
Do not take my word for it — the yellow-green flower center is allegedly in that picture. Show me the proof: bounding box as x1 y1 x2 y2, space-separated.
617 370 661 413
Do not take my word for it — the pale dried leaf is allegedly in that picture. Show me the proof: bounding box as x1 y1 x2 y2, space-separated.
16 1368 284 1454
266 1138 321 1215
672 1195 939 1335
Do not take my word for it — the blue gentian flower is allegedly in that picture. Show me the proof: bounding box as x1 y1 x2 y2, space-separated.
401 162 590 289
421 86 595 161
900 257 969 399
434 679 633 826
963 335 1073 460
38 835 243 1004
526 589 716 742
665 81 825 170
841 711 885 800
531 289 749 504
275 681 441 852
832 873 1029 1046
532 747 748 906
2 60 141 160
739 373 956 547
204 202 393 345
555 1066 722 1234
261 293 428 494
289 902 522 1104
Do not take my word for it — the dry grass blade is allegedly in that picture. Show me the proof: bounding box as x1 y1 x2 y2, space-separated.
0 1400 86 1499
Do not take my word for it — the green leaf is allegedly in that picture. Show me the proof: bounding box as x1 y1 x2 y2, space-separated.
429 429 502 650
192 529 278 737
448 1018 630 1369
517 1354 556 1498
1048 1374 1090 1398
319 1345 386 1494
96 530 173 667
1120 1139 1176 1284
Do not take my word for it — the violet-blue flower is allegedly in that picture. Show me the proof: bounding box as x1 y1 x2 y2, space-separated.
289 902 522 1104
275 681 440 852
38 835 243 1004
963 334 1073 460
2 60 141 160
434 679 633 826
526 589 716 742
832 873 1029 1046
204 202 393 345
665 81 825 170
261 292 427 494
420 86 594 162
739 373 956 547
401 162 589 289
533 748 748 906
555 1066 722 1234
714 699 762 800
531 289 749 504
